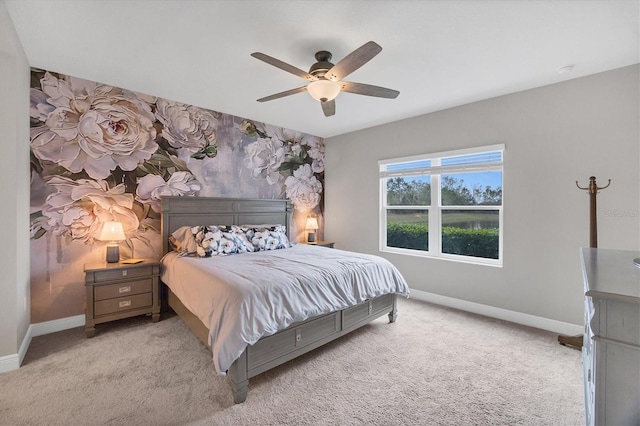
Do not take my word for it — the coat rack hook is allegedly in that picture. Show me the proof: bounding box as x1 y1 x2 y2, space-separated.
576 176 611 194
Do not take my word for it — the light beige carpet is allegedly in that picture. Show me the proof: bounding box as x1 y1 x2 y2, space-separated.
0 298 584 425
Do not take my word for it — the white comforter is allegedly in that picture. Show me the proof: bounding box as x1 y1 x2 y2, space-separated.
161 244 410 374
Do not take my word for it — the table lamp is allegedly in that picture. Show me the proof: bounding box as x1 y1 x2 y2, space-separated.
305 217 319 243
98 221 126 263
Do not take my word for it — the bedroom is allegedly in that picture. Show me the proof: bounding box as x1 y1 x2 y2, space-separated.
1 0 638 424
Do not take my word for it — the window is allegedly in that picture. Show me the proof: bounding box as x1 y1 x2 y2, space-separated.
379 144 504 266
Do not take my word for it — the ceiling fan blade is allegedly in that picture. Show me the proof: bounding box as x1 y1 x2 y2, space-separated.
251 52 317 81
340 81 400 99
324 41 383 82
321 99 335 117
257 86 307 102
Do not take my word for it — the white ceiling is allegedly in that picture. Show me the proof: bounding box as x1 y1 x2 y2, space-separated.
6 0 639 138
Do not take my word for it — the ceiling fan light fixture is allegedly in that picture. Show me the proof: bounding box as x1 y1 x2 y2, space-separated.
307 79 341 102
252 41 398 116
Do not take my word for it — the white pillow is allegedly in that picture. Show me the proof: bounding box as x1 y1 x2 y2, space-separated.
169 226 198 255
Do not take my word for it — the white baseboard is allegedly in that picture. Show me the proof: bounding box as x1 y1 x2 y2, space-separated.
17 324 33 368
1 315 85 374
0 353 20 373
0 324 33 373
30 314 85 337
409 288 584 336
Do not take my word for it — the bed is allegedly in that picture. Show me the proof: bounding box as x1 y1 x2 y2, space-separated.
160 196 409 403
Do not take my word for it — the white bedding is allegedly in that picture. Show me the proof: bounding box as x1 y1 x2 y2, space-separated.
161 243 410 375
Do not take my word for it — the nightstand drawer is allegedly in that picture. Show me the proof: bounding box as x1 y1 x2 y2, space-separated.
94 292 152 316
94 278 152 301
90 265 156 283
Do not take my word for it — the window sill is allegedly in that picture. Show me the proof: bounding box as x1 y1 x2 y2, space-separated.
380 246 503 268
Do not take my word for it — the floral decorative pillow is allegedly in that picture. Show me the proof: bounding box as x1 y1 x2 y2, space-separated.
230 225 255 253
184 224 290 257
192 225 246 257
238 224 291 252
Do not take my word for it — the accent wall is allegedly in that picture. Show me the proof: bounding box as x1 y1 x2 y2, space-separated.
29 69 325 323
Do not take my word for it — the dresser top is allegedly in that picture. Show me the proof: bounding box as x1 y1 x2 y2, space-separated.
581 247 640 303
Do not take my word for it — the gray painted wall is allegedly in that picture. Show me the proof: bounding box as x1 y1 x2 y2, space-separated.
0 0 31 360
325 65 639 326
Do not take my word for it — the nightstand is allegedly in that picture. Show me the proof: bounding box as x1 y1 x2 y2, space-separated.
84 260 161 337
302 240 335 248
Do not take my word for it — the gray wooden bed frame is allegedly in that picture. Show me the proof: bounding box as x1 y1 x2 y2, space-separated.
160 196 398 403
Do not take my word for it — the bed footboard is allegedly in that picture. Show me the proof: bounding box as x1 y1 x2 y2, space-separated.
229 292 398 403
166 286 398 404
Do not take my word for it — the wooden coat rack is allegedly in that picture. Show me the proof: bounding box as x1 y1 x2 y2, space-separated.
558 176 611 349
575 176 611 248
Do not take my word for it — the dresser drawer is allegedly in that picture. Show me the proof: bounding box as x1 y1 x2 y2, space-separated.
89 265 156 283
94 292 152 316
94 278 152 301
603 299 640 346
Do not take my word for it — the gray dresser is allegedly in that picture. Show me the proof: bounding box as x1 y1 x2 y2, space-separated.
581 248 640 426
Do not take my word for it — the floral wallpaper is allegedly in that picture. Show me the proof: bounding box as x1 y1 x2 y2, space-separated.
29 69 325 323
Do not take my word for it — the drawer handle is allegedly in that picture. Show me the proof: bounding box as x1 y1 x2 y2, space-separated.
368 301 373 315
119 286 131 294
122 270 128 276
119 300 132 308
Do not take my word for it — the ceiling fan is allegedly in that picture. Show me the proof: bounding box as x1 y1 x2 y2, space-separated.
251 41 399 117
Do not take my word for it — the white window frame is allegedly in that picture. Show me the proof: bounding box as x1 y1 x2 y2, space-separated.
379 144 504 267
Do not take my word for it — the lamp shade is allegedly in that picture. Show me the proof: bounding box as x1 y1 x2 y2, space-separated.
305 217 319 230
98 221 126 242
307 80 341 102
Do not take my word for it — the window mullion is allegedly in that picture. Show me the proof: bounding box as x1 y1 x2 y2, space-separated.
380 177 387 250
431 158 441 255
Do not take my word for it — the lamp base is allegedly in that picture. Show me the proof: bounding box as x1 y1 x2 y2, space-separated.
106 245 120 263
307 232 316 243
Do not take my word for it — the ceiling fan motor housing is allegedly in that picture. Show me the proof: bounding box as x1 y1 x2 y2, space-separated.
309 51 335 78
